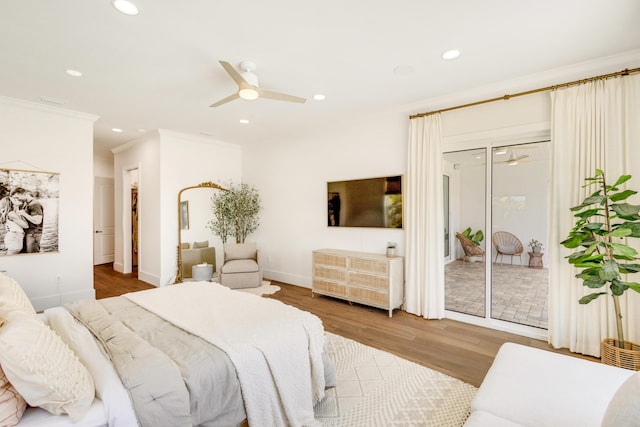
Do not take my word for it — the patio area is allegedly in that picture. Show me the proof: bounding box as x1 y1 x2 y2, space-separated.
445 259 549 329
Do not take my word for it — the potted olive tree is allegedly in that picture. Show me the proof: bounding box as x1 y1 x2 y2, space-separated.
561 169 640 369
208 182 261 243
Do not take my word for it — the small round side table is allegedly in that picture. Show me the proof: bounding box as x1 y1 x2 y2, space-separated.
528 251 544 269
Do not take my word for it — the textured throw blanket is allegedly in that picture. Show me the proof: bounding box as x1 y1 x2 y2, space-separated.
125 282 326 427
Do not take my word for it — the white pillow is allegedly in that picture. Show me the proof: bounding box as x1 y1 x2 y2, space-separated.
0 309 95 421
602 371 640 427
0 273 36 314
0 368 26 427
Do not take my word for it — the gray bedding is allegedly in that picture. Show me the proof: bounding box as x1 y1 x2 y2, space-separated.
67 297 246 427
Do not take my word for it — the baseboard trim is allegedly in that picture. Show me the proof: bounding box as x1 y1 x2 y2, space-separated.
262 269 310 288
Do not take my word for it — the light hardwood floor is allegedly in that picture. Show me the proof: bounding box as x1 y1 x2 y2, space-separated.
93 264 596 387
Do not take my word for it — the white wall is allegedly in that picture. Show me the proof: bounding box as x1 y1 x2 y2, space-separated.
243 112 407 287
158 130 242 285
112 131 161 284
0 96 97 311
94 153 114 179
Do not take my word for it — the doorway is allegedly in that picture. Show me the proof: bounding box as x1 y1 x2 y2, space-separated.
93 177 115 265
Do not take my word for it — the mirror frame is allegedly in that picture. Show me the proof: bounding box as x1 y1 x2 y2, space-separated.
176 181 227 283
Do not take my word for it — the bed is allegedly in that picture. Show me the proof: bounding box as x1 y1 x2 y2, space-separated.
0 273 334 427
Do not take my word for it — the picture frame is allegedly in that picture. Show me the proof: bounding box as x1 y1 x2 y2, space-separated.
0 168 60 256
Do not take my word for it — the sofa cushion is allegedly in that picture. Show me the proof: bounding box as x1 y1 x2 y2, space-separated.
220 259 259 274
224 243 257 261
497 245 516 254
192 240 209 249
602 371 640 427
180 242 190 249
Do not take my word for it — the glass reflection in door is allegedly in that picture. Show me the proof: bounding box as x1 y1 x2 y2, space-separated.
490 142 549 329
443 149 486 317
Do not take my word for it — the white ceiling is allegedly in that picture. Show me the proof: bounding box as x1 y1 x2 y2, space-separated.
1 0 639 156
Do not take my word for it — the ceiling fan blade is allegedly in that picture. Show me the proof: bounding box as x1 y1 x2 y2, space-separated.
209 93 239 108
259 88 307 104
515 155 529 161
219 60 248 87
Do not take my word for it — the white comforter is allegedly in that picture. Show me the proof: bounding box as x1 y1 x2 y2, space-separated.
125 281 325 427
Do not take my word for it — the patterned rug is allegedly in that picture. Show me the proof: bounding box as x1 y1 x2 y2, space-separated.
315 333 476 426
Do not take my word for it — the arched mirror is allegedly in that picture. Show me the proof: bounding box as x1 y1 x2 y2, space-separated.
176 181 227 283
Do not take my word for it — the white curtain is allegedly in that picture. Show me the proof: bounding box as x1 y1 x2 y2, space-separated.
549 73 640 356
405 115 444 318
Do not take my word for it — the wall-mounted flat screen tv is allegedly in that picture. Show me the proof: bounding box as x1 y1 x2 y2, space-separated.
327 175 402 228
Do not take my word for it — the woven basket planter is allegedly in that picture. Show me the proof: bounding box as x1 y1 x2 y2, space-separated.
601 339 640 371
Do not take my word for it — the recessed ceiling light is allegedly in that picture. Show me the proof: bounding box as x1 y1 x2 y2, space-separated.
239 119 249 124
495 148 507 155
112 128 123 133
442 49 461 60
65 69 82 77
313 94 326 101
112 0 139 15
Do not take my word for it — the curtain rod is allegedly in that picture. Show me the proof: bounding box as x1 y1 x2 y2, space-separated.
409 66 640 119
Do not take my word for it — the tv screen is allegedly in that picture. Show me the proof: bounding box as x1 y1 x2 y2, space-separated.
327 175 402 228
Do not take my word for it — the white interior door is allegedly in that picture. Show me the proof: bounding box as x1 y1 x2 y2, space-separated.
93 177 115 265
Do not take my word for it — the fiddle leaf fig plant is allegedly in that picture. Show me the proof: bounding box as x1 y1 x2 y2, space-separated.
561 169 640 348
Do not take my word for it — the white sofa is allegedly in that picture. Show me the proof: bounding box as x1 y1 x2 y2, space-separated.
465 342 639 427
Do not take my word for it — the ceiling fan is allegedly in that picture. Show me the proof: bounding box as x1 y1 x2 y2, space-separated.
496 151 529 166
210 60 307 108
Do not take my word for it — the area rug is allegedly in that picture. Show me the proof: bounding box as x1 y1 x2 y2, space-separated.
235 280 281 296
315 333 476 426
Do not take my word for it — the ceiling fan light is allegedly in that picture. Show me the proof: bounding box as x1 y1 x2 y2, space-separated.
507 160 518 166
239 88 259 100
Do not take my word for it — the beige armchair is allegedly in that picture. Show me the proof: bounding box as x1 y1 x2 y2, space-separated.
219 243 262 289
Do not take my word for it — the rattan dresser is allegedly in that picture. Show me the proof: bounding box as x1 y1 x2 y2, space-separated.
312 249 404 317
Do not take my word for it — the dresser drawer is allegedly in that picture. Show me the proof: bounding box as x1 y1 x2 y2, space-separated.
348 286 389 307
313 279 347 297
349 257 388 275
313 252 347 269
314 265 347 282
348 271 389 291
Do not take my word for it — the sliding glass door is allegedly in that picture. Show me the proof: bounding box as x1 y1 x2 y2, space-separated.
443 149 486 318
444 141 549 332
490 142 549 329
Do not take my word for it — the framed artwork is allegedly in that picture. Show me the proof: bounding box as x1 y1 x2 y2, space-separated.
180 200 190 230
0 168 60 256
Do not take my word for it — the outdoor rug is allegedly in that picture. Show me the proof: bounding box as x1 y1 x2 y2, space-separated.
315 333 476 426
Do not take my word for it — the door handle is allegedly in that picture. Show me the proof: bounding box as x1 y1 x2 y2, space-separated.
95 230 103 233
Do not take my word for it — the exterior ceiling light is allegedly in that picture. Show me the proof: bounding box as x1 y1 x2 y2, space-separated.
112 0 139 15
